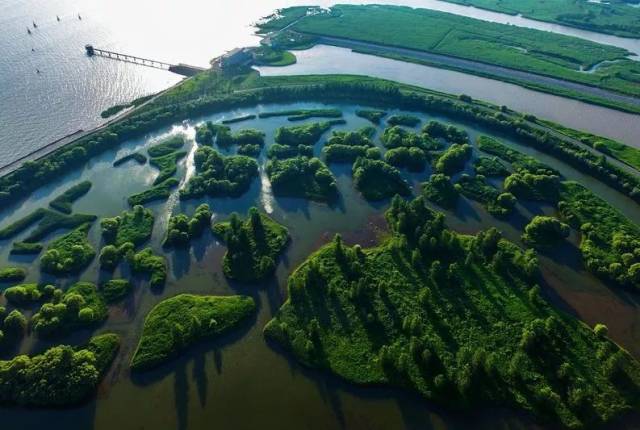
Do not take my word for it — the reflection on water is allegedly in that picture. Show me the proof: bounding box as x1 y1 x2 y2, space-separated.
1 103 640 430
257 45 640 147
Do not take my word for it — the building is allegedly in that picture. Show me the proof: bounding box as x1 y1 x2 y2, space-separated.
218 48 253 69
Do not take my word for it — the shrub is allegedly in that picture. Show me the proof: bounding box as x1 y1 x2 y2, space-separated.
522 216 570 248
128 248 167 288
40 224 95 275
163 204 212 247
0 267 27 283
266 156 338 201
435 144 472 175
353 157 411 201
422 174 458 209
49 181 92 214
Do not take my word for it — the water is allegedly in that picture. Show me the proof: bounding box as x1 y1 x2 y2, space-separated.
258 45 640 146
2 0 640 167
1 102 640 429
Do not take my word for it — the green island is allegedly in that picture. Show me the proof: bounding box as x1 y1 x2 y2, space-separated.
268 143 313 160
0 308 27 344
477 136 557 175
10 241 43 255
252 46 297 67
473 156 510 177
0 267 27 283
113 151 147 167
147 136 187 185
0 208 96 243
424 121 469 144
180 147 258 200
442 0 640 38
355 109 387 124
274 120 344 146
128 248 167 288
163 204 212 247
100 205 155 247
130 294 255 371
323 127 377 164
387 114 421 127
127 177 179 206
503 171 561 202
221 114 257 124
101 279 133 303
212 208 289 282
266 156 338 201
265 196 640 429
422 173 459 210
258 108 342 121
435 143 473 175
456 174 516 217
40 223 96 275
352 157 411 201
0 333 119 406
522 215 570 248
49 181 92 214
31 282 108 336
384 147 427 172
4 283 58 306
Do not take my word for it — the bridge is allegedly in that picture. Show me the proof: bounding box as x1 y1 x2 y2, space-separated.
85 45 206 77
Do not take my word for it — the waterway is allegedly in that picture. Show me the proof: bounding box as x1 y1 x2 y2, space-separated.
1 102 640 430
258 45 640 147
2 0 640 168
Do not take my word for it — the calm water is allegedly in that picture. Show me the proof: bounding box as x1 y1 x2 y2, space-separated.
2 0 640 167
1 102 640 429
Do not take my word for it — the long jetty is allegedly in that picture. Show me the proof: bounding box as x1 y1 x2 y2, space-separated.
85 45 206 77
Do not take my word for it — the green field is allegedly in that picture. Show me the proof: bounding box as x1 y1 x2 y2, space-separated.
279 4 640 97
443 0 640 38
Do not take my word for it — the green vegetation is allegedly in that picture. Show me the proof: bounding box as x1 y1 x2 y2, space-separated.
40 224 95 275
222 114 257 124
164 204 212 247
49 181 92 214
180 147 258 200
0 267 27 283
537 119 640 172
128 248 167 288
422 173 459 209
457 174 516 217
127 178 179 206
265 196 640 429
195 122 229 145
282 4 640 97
10 241 43 255
474 156 509 177
4 283 57 306
266 156 338 201
0 208 96 242
259 109 342 122
522 216 570 248
558 181 640 290
387 114 421 127
256 6 318 32
101 93 154 118
113 152 147 167
384 147 428 172
356 109 387 124
275 120 344 146
442 0 640 38
0 333 119 406
252 46 297 67
131 294 255 371
101 205 154 247
101 279 132 303
323 127 376 163
268 143 313 160
382 126 430 150
216 128 265 149
423 121 469 144
32 282 108 336
98 243 133 270
212 208 289 282
504 172 561 202
353 157 411 201
149 151 187 185
477 136 556 175
435 143 472 175
148 135 185 158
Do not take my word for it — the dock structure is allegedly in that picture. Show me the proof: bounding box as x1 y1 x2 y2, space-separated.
85 45 206 77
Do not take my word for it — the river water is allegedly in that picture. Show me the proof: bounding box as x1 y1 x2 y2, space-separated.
2 0 640 168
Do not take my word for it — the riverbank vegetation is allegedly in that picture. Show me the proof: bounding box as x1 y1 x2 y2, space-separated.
265 196 640 429
267 156 338 201
180 147 258 200
422 173 459 209
353 157 411 201
163 204 212 247
113 152 147 167
212 208 289 282
356 109 387 124
49 181 92 214
0 333 119 406
252 46 297 67
101 93 154 118
387 114 421 127
558 181 640 291
435 143 472 175
128 248 167 289
457 174 516 217
259 108 342 121
127 178 179 206
40 224 95 275
275 120 344 146
0 267 27 283
131 294 255 371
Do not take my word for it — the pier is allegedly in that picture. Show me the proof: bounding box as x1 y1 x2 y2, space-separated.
85 45 206 77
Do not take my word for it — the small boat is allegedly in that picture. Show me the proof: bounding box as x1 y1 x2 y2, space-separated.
27 27 32 34
31 48 35 52
36 69 40 74
32 21 37 28
78 14 82 20
56 15 60 22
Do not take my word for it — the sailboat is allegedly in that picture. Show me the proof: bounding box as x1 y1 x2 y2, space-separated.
27 27 32 34
32 21 37 28
57 15 60 22
78 14 82 20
